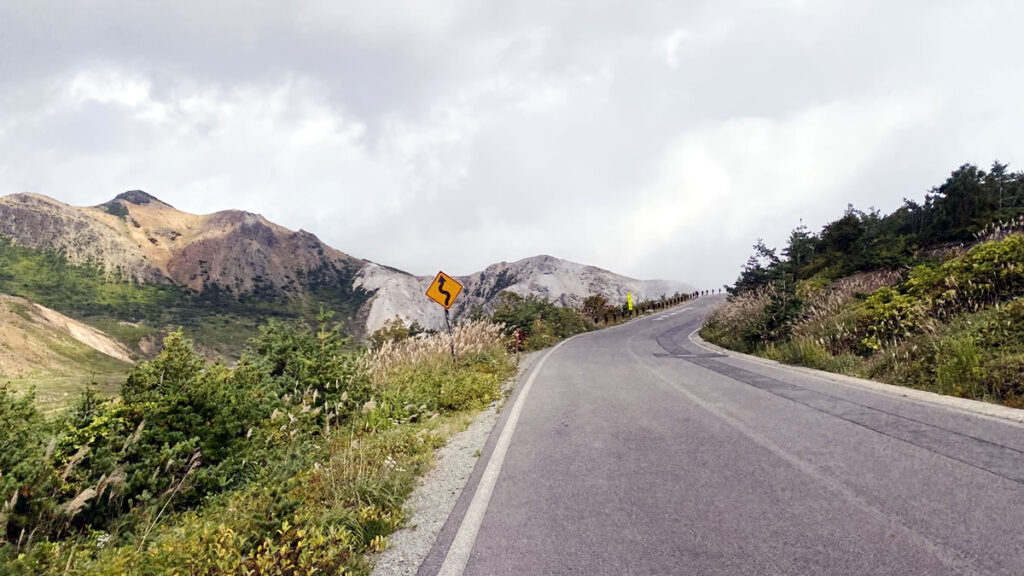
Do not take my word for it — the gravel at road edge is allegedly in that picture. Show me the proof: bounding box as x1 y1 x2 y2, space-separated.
369 351 541 576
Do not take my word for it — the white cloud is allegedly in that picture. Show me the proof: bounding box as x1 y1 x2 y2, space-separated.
2 0 1024 288
293 0 475 40
604 93 942 280
659 20 733 68
661 30 692 68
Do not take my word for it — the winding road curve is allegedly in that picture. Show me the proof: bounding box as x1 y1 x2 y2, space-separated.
417 297 1024 575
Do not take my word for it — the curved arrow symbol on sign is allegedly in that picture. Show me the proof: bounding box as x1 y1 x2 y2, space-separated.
437 276 453 307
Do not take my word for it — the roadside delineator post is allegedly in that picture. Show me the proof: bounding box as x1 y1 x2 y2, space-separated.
426 271 464 363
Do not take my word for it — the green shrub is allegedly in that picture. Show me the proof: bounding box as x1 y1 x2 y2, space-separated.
762 339 863 376
976 297 1024 351
905 234 1024 316
933 336 987 398
984 354 1024 408
854 287 928 355
1 312 515 575
438 368 501 412
0 387 58 542
491 292 593 350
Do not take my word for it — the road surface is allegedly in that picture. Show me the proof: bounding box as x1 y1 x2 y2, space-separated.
418 297 1024 575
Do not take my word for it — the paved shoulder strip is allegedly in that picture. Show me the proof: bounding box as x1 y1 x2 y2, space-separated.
435 338 572 576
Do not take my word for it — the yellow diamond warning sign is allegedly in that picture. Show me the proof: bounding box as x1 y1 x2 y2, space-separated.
426 271 463 310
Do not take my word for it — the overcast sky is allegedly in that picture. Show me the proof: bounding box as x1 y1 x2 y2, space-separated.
2 1 1023 287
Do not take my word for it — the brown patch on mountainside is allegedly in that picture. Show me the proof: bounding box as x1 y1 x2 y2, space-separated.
0 191 364 294
164 211 360 293
0 294 132 377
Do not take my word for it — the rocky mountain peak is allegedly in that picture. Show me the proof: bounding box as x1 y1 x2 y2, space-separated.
113 190 168 206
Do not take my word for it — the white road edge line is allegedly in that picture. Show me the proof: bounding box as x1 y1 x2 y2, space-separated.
436 337 573 576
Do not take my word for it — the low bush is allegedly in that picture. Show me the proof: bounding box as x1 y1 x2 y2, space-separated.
984 355 1024 408
933 335 987 398
853 287 930 355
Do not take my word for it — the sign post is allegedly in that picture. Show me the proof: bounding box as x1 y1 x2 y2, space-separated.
426 271 464 363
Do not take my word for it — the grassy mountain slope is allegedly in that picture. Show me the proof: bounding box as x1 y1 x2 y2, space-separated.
0 191 372 352
0 294 132 412
0 231 369 360
703 161 1024 407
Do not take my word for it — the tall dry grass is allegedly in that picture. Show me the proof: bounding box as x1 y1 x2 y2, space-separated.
701 288 774 352
792 270 904 352
975 215 1024 243
362 320 506 383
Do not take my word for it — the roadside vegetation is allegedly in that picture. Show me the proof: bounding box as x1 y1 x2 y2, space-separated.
0 313 514 575
703 161 1024 407
489 292 595 350
0 238 371 410
478 291 692 352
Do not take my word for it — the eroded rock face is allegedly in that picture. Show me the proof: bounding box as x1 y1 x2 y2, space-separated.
0 192 365 295
357 255 695 333
0 193 167 282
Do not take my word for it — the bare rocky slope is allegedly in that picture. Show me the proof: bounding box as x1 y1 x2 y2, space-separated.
358 256 694 332
0 191 693 336
0 191 365 294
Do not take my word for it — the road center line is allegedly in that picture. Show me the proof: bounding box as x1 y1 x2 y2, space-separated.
435 337 571 576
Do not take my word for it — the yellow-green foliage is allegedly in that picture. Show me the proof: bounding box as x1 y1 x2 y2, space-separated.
706 235 1024 407
853 234 1024 352
792 271 902 354
905 234 1024 316
854 287 929 354
0 319 514 575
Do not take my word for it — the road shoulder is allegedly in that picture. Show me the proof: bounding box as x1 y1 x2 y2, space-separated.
689 329 1024 427
369 351 542 576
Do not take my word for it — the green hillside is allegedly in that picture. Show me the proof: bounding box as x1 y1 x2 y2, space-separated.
703 161 1024 407
0 236 371 359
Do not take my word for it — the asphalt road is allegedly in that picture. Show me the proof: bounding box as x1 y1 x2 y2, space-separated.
418 297 1024 575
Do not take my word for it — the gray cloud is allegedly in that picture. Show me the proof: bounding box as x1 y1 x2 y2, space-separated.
2 0 1023 287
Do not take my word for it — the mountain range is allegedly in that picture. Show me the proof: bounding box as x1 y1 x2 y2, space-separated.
0 190 692 385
